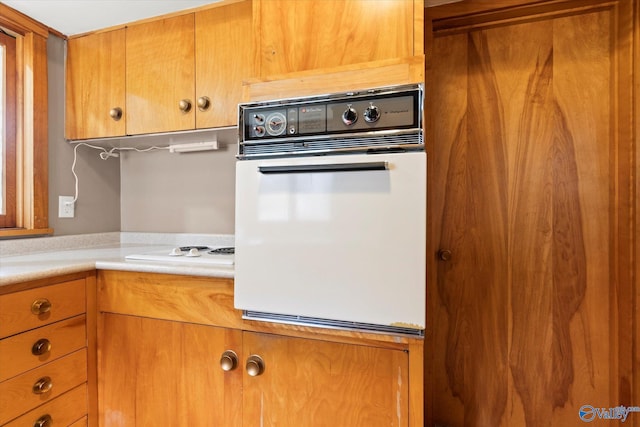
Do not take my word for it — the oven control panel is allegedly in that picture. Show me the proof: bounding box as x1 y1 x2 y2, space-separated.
238 84 423 158
241 85 421 140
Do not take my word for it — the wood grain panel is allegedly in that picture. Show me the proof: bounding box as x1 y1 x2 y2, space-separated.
3 384 87 427
65 29 126 139
125 14 195 134
254 0 415 76
635 1 640 424
246 56 425 102
97 270 243 329
0 349 87 425
0 279 86 339
242 332 409 427
427 1 635 426
99 314 242 427
0 315 86 381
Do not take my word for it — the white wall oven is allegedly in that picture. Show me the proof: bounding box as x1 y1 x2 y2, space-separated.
234 84 426 336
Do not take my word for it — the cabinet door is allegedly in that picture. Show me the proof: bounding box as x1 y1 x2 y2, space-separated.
427 2 635 426
242 332 409 427
195 1 253 128
254 0 415 76
65 29 125 139
99 314 242 426
126 14 195 134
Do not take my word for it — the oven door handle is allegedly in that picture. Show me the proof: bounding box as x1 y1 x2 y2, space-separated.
258 161 388 174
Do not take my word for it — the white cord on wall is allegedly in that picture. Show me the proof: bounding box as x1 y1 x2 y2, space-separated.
69 142 170 204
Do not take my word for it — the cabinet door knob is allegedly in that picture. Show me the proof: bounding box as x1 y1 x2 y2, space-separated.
31 299 52 315
32 376 53 394
246 354 265 377
197 96 211 111
220 350 238 371
438 249 452 261
33 414 53 427
31 338 52 356
109 107 123 121
178 99 192 113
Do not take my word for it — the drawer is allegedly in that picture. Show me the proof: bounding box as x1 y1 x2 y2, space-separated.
0 349 87 425
68 417 88 427
0 280 86 339
2 384 87 427
0 316 86 381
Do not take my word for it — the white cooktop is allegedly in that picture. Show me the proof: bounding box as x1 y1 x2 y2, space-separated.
125 247 234 266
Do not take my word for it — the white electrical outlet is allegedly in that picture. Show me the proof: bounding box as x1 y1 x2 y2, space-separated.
58 196 75 218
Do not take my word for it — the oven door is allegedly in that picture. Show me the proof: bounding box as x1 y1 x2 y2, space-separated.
234 151 426 335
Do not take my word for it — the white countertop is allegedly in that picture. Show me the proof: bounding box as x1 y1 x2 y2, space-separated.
0 232 235 287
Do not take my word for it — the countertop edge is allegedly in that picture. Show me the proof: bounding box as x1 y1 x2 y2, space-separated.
0 263 97 287
95 260 235 279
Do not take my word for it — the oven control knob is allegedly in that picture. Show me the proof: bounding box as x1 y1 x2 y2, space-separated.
253 126 266 137
363 104 380 123
342 106 358 126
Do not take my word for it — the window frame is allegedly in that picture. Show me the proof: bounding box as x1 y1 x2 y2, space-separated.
0 30 17 228
0 5 51 237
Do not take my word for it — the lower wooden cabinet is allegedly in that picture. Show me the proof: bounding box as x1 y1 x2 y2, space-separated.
242 332 409 427
99 314 241 426
0 273 96 427
99 314 410 427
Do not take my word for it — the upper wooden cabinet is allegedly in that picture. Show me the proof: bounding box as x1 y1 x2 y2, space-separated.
196 0 253 129
65 28 126 140
125 14 195 135
253 0 421 77
65 0 253 139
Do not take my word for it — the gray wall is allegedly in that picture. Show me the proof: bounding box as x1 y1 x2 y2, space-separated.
48 35 237 236
48 35 121 235
119 132 237 234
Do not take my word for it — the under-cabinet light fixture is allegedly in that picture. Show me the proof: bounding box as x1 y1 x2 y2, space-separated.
169 140 219 153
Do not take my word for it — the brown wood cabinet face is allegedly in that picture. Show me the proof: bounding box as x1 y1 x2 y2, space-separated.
242 332 409 427
0 279 86 339
195 1 253 129
0 349 87 424
125 14 196 135
65 29 126 140
3 384 88 427
426 1 635 426
0 315 86 381
99 314 242 427
255 0 415 77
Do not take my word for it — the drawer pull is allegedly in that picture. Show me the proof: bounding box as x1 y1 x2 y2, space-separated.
31 338 52 356
31 299 52 315
33 414 53 427
32 376 53 394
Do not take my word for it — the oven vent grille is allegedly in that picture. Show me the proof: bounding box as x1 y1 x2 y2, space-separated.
243 310 425 337
241 132 423 158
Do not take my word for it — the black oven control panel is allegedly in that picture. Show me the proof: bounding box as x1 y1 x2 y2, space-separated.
238 84 423 158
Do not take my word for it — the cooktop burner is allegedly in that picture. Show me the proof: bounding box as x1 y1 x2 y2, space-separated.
209 247 234 254
179 246 210 251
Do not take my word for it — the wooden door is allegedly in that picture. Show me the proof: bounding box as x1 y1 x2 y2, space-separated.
254 0 416 77
426 1 635 426
195 0 253 129
99 314 242 426
242 332 409 427
126 14 195 134
65 29 125 139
